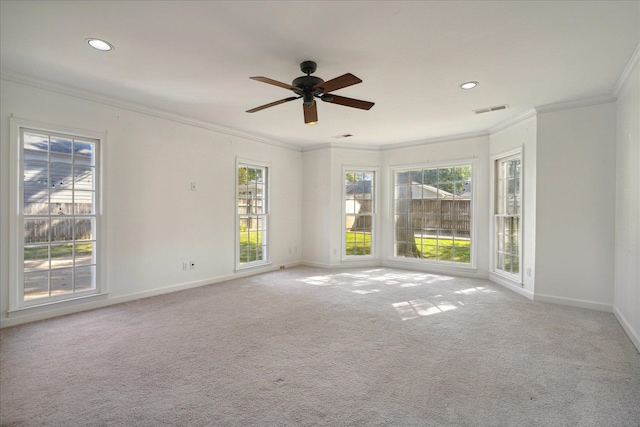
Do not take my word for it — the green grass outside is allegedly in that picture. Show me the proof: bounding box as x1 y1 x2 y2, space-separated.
414 236 470 262
346 232 372 255
239 230 264 263
24 243 93 260
346 232 471 263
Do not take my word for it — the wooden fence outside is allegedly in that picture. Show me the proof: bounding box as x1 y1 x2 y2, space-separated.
350 199 471 233
23 202 94 243
409 199 471 232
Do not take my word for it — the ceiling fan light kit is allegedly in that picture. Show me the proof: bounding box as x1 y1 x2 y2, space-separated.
247 61 374 126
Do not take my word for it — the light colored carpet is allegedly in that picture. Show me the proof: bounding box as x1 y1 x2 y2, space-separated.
1 266 639 426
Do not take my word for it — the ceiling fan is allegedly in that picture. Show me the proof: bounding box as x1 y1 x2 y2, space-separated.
246 61 374 126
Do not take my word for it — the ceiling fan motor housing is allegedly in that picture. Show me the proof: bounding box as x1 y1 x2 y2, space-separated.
292 75 325 105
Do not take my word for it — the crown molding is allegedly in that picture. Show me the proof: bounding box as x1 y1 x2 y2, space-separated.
0 69 302 152
379 130 490 151
613 41 640 98
301 141 383 152
488 109 537 134
534 94 616 114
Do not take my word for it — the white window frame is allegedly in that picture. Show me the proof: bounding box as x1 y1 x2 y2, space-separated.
9 117 107 312
390 159 477 270
235 158 270 270
491 149 523 283
342 167 378 260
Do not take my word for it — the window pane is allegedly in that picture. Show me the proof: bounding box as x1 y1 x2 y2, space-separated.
23 133 48 161
50 190 73 215
423 169 438 186
75 218 94 241
75 242 94 266
74 141 95 166
50 162 73 189
74 266 96 292
24 188 49 215
51 218 74 242
24 161 48 188
454 247 471 263
51 268 73 296
24 245 49 271
74 191 94 214
25 219 49 244
74 165 94 190
50 137 73 163
24 270 49 300
50 243 73 269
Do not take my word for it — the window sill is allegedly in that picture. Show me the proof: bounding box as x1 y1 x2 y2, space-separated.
235 261 272 272
342 256 377 262
8 292 109 317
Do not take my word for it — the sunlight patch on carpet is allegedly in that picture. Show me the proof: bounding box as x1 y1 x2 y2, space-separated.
393 298 458 320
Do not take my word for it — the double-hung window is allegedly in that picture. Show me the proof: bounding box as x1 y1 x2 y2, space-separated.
344 170 375 257
494 153 522 278
237 162 269 268
11 122 103 309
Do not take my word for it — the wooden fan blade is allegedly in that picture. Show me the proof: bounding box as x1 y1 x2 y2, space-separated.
250 76 301 91
246 96 300 113
322 94 374 110
303 101 318 124
313 73 362 93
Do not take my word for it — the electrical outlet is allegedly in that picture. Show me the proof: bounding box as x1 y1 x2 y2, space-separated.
182 262 188 271
527 268 532 277
190 261 195 270
190 182 197 191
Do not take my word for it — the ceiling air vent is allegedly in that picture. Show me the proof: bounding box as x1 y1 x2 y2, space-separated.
474 104 508 114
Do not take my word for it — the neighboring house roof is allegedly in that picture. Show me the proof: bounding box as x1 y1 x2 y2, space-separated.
346 180 372 195
347 180 471 199
409 183 454 200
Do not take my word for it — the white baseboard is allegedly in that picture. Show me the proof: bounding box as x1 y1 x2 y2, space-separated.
301 260 332 268
382 259 489 280
613 305 640 353
0 262 302 328
533 293 613 313
489 272 534 300
302 260 382 269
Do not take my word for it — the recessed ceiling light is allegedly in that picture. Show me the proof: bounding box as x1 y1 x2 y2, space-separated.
86 38 113 51
459 81 478 90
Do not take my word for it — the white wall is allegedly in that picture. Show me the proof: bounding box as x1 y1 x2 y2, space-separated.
489 116 537 298
534 102 617 311
301 146 381 268
614 58 640 351
381 135 491 278
301 147 331 267
0 79 302 326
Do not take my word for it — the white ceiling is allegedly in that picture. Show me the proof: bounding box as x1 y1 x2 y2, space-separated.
1 1 638 149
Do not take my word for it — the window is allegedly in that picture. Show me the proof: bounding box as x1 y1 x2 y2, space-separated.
494 153 521 278
13 125 102 308
237 162 268 268
393 164 473 265
344 170 375 257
